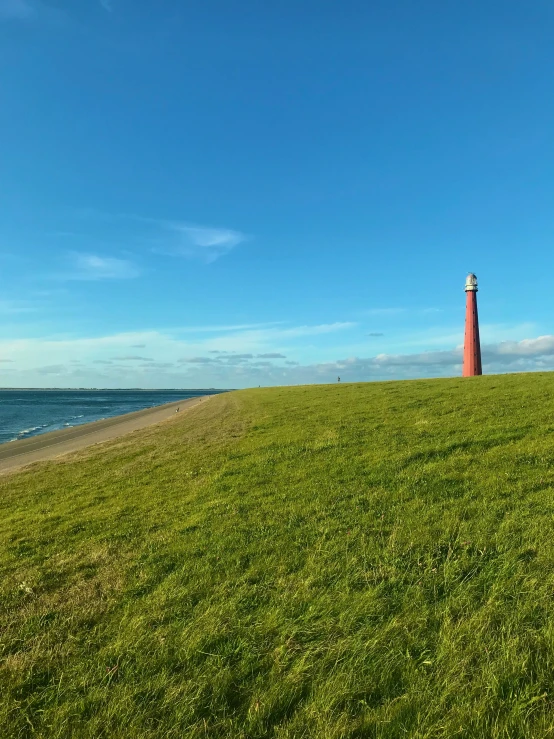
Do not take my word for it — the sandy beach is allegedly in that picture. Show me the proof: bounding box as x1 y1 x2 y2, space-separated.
0 395 210 475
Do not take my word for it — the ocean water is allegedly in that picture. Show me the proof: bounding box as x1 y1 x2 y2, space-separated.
0 389 227 445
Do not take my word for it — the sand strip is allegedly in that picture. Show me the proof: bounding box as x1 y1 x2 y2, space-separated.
0 396 210 474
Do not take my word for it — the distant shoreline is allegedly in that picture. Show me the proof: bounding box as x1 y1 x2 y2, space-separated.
0 395 212 474
0 387 227 391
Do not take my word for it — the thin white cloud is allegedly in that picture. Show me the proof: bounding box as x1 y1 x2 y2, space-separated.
178 226 243 249
176 322 281 334
174 322 355 357
271 322 356 339
362 308 442 318
63 211 248 265
111 355 153 361
193 322 354 343
67 253 140 280
100 0 112 11
156 222 247 263
0 300 37 314
364 308 406 316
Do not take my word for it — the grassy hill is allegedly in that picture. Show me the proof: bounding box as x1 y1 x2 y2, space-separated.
2 374 554 738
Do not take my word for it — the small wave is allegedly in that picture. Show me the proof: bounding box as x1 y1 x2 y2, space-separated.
14 424 50 440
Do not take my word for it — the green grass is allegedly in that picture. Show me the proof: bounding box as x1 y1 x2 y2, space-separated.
3 374 554 738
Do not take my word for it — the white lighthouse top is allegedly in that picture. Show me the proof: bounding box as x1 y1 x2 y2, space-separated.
465 273 478 292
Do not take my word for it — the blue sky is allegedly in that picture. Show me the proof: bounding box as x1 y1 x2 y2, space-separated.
1 0 554 388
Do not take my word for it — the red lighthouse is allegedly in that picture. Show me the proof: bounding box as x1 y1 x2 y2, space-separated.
463 273 482 377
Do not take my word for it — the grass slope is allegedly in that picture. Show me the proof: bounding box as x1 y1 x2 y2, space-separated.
2 375 554 738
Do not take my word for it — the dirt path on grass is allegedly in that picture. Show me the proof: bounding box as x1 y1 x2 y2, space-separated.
0 396 211 475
